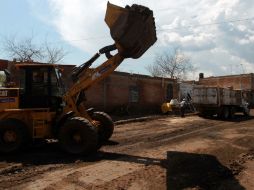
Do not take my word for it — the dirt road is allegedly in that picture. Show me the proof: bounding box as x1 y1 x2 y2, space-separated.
0 112 254 190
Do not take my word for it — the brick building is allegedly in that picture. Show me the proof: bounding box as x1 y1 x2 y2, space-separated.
198 73 254 90
0 59 178 114
85 71 177 114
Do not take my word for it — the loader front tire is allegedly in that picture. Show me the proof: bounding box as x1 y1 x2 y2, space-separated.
58 117 98 154
0 119 27 153
92 112 114 142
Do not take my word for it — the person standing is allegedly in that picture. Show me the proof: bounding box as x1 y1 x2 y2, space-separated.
180 98 186 117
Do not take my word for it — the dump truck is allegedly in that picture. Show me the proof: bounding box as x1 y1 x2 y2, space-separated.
192 86 250 119
0 2 157 154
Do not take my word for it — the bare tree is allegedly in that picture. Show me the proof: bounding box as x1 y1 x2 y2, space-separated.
146 63 163 77
44 41 66 64
3 36 43 61
147 48 194 80
3 35 67 64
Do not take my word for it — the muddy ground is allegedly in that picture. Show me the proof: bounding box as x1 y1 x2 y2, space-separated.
0 111 254 190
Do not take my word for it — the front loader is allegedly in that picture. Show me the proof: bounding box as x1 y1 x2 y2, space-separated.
0 2 157 154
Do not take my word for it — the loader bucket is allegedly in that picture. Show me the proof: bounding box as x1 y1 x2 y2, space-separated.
105 2 157 59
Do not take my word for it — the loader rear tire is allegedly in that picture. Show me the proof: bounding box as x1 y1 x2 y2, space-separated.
58 117 98 154
0 119 27 153
92 112 114 142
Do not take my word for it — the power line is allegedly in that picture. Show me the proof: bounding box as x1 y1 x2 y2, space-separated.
46 16 254 45
66 35 110 42
155 7 182 12
157 17 254 31
48 35 110 44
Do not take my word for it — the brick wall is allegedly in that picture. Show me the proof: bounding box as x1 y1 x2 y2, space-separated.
85 71 177 114
198 74 254 90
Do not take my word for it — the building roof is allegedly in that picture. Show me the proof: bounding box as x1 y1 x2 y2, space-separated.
200 73 254 80
112 70 176 81
0 58 76 70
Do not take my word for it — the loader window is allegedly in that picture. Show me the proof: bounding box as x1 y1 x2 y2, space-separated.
51 70 62 96
19 69 25 90
33 71 44 83
31 69 49 96
55 68 65 94
0 71 6 87
19 66 63 111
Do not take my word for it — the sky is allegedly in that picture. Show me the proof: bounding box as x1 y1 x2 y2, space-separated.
0 0 254 80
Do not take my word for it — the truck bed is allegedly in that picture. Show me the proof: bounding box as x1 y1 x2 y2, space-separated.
193 86 242 106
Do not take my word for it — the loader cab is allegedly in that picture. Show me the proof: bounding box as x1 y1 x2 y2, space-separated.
17 64 64 112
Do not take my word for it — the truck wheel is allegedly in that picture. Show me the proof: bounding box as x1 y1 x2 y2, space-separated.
230 107 236 119
223 107 230 119
0 119 27 153
92 112 114 142
58 117 98 154
243 108 250 117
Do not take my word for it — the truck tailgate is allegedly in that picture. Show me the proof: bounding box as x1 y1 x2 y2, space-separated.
193 87 218 105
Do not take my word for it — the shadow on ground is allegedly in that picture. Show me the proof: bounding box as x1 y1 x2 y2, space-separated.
0 140 120 165
99 151 245 190
0 147 246 189
163 151 245 190
199 114 254 122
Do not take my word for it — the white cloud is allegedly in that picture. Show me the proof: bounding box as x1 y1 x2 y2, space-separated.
46 0 111 53
28 0 254 78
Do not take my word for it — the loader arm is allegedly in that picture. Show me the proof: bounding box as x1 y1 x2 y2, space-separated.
62 50 124 116
62 2 157 120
